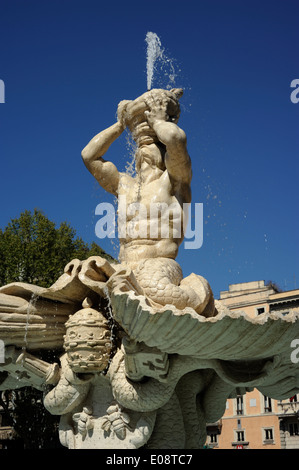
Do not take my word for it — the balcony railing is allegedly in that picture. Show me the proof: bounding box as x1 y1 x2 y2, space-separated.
278 401 299 415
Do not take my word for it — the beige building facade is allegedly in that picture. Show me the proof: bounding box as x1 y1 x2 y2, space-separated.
206 280 299 449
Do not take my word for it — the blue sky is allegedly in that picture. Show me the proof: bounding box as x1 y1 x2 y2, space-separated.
0 0 298 298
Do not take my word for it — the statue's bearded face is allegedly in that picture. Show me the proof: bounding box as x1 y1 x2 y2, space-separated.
135 145 165 173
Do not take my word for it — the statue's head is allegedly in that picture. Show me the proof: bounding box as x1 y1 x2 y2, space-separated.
118 88 183 147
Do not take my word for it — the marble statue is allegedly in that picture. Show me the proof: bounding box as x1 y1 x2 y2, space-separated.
81 88 214 316
0 88 298 449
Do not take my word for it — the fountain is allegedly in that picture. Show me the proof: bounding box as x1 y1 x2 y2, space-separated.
0 37 298 449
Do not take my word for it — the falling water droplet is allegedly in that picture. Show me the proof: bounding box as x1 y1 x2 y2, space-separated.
102 287 117 371
23 293 39 351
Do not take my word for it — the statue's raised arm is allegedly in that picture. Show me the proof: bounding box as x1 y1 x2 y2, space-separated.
144 88 192 191
81 101 130 196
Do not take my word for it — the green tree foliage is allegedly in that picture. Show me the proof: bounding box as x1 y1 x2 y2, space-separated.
0 208 115 287
0 209 115 448
0 388 61 449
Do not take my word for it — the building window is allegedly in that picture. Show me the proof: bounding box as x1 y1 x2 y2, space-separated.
289 423 299 436
210 433 218 443
264 428 274 441
264 396 272 412
290 395 298 402
256 307 265 315
236 430 245 442
236 396 244 415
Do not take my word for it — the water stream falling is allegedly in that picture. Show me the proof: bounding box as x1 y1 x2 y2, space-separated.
145 32 179 90
145 32 164 90
102 287 118 371
23 293 39 351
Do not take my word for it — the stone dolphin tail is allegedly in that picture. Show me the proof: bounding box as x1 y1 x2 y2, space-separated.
107 347 274 413
43 354 91 416
133 257 215 316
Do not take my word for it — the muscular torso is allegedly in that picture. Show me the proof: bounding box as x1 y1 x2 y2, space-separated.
117 162 189 268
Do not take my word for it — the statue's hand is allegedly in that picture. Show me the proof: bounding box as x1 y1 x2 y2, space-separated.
144 92 169 128
117 100 131 129
106 267 144 296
